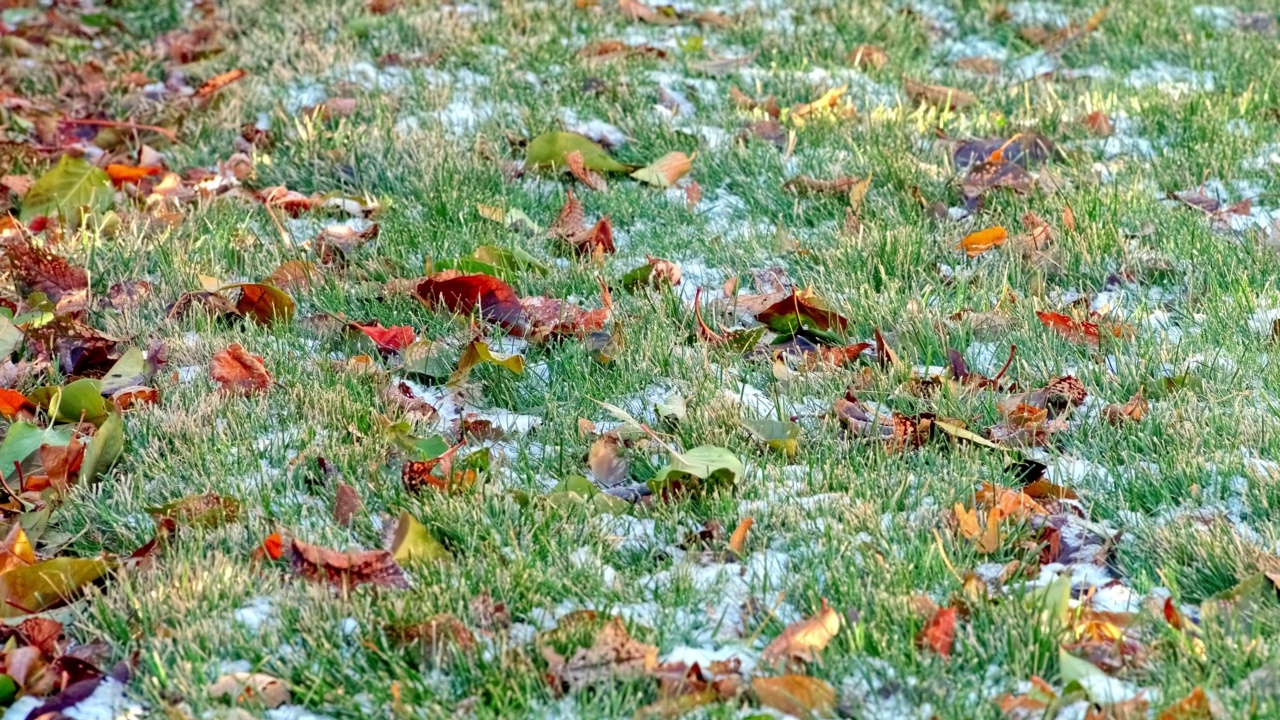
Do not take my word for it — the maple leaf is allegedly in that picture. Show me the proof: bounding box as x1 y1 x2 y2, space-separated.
209 343 271 395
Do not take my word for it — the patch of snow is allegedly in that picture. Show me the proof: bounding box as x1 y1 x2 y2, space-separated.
1005 1 1070 27
233 595 277 632
1126 62 1215 97
1191 5 1238 29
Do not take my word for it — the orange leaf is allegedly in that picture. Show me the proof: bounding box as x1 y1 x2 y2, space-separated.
353 323 415 352
958 226 1008 257
0 388 32 419
1156 687 1210 720
918 606 957 658
210 343 272 395
760 598 840 665
195 68 247 100
751 675 837 718
105 163 160 187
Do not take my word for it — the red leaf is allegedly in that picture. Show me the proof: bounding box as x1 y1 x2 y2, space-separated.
353 323 415 352
415 272 527 332
918 607 957 658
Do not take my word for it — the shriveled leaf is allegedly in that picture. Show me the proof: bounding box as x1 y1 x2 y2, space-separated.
622 255 682 290
1 236 88 310
755 289 848 334
148 493 240 528
904 78 975 111
761 598 840 665
543 616 658 693
933 419 1004 451
526 132 632 174
449 340 525 386
19 156 113 224
751 675 836 719
588 435 628 486
631 151 694 188
0 557 109 618
207 672 290 709
210 344 271 394
290 539 408 589
1104 388 1147 425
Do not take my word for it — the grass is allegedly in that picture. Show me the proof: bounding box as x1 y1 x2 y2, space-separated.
6 0 1280 717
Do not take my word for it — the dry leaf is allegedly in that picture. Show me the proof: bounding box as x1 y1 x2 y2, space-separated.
727 516 753 557
210 344 271 395
289 539 409 589
543 616 658 693
848 44 887 69
566 150 608 192
1104 388 1147 425
751 675 836 718
333 482 362 526
958 226 1008 257
207 672 289 708
918 606 957 658
761 598 840 666
904 78 976 111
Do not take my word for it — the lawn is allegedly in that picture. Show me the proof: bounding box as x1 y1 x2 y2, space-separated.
3 0 1280 718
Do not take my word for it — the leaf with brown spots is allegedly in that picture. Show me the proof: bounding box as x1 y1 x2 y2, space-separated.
566 217 616 257
210 343 271 395
289 539 408 589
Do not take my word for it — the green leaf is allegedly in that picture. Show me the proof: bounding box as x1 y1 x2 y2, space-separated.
0 673 17 706
99 347 148 395
933 419 1004 451
0 423 72 481
650 445 744 496
19 155 113 224
448 340 525 387
742 418 800 459
78 411 124 483
389 512 450 563
472 245 549 275
0 557 110 618
526 131 632 174
53 378 110 426
544 475 630 513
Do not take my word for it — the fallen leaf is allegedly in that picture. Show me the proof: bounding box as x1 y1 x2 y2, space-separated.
621 255 682 290
289 539 408 589
352 323 415 353
194 68 247 100
761 598 840 666
387 512 451 563
449 339 525 386
267 260 318 291
755 288 848 333
0 389 33 419
18 156 113 224
631 151 694 188
1 235 88 311
0 557 109 618
333 483 362 526
1104 388 1147 425
782 175 867 196
904 78 976 111
727 516 753 557
751 675 836 719
918 606 957 658
526 132 632 173
148 493 240 528
416 272 527 332
1156 687 1210 720
958 226 1008 257
229 283 296 325
848 44 888 69
207 672 289 709
210 344 271 395
104 164 160 187
543 616 658 693
588 435 629 486
565 150 608 191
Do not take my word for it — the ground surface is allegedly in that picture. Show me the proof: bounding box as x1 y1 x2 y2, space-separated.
4 0 1280 718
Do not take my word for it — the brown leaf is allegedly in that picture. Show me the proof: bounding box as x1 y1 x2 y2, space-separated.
904 78 976 111
210 343 271 395
315 222 378 265
751 675 836 719
1083 110 1113 136
194 68 247 100
543 616 658 694
782 175 867 196
289 539 409 589
268 260 319 291
848 44 887 69
761 598 840 666
588 435 628 487
389 613 477 661
547 188 586 238
521 281 612 342
106 280 151 310
333 482 362 526
0 524 35 575
207 672 290 708
1 236 88 313
565 150 608 192
741 119 788 148
567 217 616 257
1104 388 1147 425
954 57 1003 75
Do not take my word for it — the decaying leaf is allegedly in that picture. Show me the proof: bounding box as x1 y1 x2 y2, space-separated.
289 539 409 589
904 78 976 111
543 616 658 694
1104 388 1147 425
